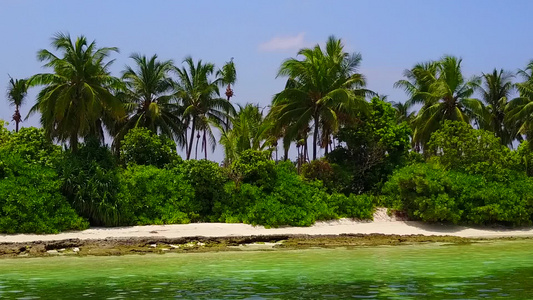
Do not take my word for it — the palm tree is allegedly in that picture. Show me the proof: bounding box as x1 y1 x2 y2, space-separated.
507 61 533 144
476 69 515 146
273 36 369 161
115 54 184 150
395 56 483 150
217 58 237 131
6 76 27 132
389 100 414 125
174 56 235 160
27 33 124 151
219 103 274 164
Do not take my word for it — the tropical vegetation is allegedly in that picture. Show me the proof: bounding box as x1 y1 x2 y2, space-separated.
2 33 533 233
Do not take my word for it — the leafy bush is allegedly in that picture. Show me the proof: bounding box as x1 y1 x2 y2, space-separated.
120 127 181 168
517 141 533 177
427 121 518 181
0 152 88 233
0 120 9 144
327 193 374 220
382 163 533 225
301 160 334 182
215 162 338 227
175 160 229 219
118 165 196 225
59 140 122 226
327 97 411 194
231 150 277 191
0 127 61 167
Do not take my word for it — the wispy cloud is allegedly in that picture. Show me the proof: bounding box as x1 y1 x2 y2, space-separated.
258 33 308 52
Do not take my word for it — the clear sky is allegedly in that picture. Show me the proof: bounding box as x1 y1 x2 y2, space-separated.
1 0 532 161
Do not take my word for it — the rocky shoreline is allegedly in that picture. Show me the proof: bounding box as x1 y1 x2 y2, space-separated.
0 233 503 258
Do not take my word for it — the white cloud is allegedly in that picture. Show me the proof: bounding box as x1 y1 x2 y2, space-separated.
258 33 308 52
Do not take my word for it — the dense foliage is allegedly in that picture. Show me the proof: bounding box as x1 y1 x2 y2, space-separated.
118 165 197 225
120 127 180 168
0 152 88 233
327 97 411 194
216 159 373 227
5 34 533 233
0 124 88 233
382 163 533 226
59 140 122 226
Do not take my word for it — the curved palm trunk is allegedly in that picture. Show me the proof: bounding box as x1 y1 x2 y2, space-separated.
186 116 197 160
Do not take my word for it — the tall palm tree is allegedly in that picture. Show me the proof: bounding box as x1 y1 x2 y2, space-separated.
507 61 533 144
114 54 184 150
273 36 369 161
395 56 483 150
27 33 124 151
217 58 237 131
174 56 235 160
476 69 515 146
6 76 27 132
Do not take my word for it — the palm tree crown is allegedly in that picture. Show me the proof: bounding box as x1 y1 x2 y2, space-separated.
507 61 533 144
477 69 515 146
28 33 124 151
219 103 274 164
115 53 184 149
395 55 483 150
272 35 369 161
6 76 28 132
175 56 235 159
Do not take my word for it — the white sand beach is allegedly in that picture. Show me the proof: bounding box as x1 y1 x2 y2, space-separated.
1 209 532 244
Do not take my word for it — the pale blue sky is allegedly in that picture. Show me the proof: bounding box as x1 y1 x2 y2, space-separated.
1 1 532 160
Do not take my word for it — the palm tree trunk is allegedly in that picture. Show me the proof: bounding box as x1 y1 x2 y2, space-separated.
203 130 207 160
15 111 20 133
324 132 329 155
312 114 319 161
297 145 301 173
70 132 78 152
195 133 200 160
305 138 309 163
187 117 196 159
226 87 231 132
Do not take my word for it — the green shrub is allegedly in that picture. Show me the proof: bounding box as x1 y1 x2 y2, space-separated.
59 140 122 226
1 127 62 167
0 152 88 233
517 141 533 177
382 163 533 225
0 120 9 145
231 150 277 191
120 127 180 168
327 97 411 194
327 193 374 220
118 165 196 225
215 162 337 227
175 160 229 219
427 121 518 181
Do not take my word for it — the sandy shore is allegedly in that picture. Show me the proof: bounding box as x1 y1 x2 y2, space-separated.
2 215 533 244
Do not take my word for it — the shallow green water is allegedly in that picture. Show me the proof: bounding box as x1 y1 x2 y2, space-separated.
0 240 532 299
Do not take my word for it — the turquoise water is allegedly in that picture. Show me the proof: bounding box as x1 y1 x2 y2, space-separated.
0 240 532 299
